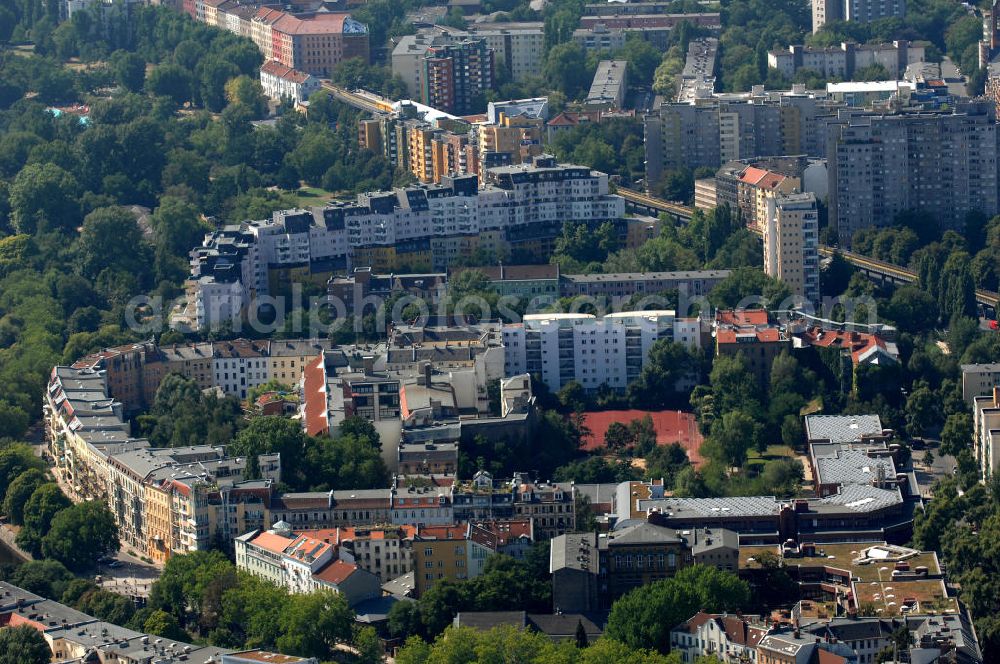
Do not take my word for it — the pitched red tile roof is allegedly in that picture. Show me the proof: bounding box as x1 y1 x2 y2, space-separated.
758 172 786 190
248 530 295 555
302 354 328 437
272 12 351 36
312 559 358 585
716 309 769 326
261 60 312 84
738 166 768 185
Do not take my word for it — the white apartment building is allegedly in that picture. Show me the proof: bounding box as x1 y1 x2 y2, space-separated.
235 524 381 606
768 41 924 80
259 61 321 105
501 311 701 392
974 388 1000 481
763 192 819 304
212 339 271 399
186 158 624 330
283 533 336 594
463 23 546 81
962 364 1000 403
670 612 767 663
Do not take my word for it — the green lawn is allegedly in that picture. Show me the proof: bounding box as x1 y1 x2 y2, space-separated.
292 186 338 207
748 444 796 460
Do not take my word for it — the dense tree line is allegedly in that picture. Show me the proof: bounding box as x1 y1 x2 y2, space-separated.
395 625 690 664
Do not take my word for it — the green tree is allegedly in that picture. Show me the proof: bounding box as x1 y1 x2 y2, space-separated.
627 339 702 409
77 207 151 281
17 483 71 556
708 410 760 468
605 564 750 652
618 35 662 86
941 412 972 457
904 383 941 438
2 468 48 525
302 433 389 492
709 267 793 309
604 421 634 451
354 625 383 664
544 42 592 98
143 609 189 642
225 75 267 118
76 588 136 625
147 63 193 107
111 50 146 92
885 285 938 331
556 380 588 411
9 162 81 234
388 600 423 640
10 559 74 599
276 591 354 660
0 625 51 664
149 550 237 631
41 500 120 572
0 444 46 503
199 58 240 112
217 573 289 649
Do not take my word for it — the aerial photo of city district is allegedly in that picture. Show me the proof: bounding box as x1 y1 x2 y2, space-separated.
6 0 1000 661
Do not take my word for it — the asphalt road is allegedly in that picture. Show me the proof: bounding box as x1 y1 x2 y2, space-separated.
911 439 956 498
940 57 968 97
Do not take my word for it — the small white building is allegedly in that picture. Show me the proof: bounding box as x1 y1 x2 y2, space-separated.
670 612 768 663
260 60 321 105
235 523 381 606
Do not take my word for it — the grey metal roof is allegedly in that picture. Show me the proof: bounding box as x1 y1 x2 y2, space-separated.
961 363 1000 373
573 483 619 507
814 450 896 487
550 532 603 573
608 521 683 546
689 527 739 555
637 495 782 519
817 485 902 513
804 414 884 443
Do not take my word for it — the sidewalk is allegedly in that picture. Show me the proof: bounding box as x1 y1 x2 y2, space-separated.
0 523 31 563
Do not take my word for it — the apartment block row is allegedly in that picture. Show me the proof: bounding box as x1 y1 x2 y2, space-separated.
238 517 533 598
0 581 318 664
183 157 625 329
392 24 545 108
550 523 739 612
44 359 567 564
651 93 1000 245
645 86 845 184
573 13 721 52
812 0 905 33
767 41 925 81
181 0 369 78
714 309 899 389
397 33 494 116
673 611 979 664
